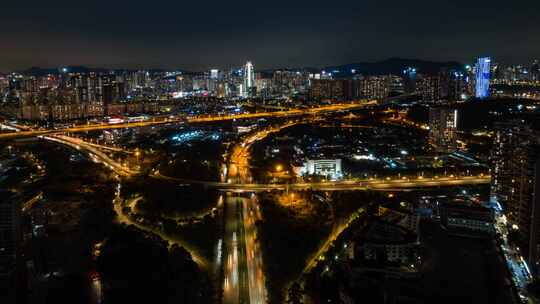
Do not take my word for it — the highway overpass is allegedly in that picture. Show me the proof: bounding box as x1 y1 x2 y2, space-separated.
0 101 376 141
153 172 491 192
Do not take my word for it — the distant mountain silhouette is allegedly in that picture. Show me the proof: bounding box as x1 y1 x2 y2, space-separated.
322 58 464 77
18 66 171 76
21 67 60 76
17 58 463 76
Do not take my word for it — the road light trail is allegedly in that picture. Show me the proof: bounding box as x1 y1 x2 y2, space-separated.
153 173 491 192
227 121 299 184
72 139 131 153
0 101 377 141
37 102 486 302
222 123 288 304
21 191 43 212
154 119 491 304
303 208 365 274
244 195 266 304
41 135 140 177
223 197 249 304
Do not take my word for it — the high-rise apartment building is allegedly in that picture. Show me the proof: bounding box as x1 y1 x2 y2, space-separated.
428 107 458 153
491 120 540 272
358 76 391 99
310 79 344 100
102 84 113 116
0 193 18 304
310 76 391 101
403 67 417 93
418 75 441 103
447 71 467 101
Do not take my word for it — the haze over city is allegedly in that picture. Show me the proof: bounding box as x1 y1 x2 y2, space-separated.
1 0 540 71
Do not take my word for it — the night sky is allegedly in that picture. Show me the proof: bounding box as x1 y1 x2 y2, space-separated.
1 0 539 72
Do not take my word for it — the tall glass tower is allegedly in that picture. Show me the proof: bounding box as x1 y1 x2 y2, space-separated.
243 61 255 97
475 57 491 98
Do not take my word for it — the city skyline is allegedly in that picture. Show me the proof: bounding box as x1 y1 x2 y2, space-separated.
3 2 540 304
2 56 538 76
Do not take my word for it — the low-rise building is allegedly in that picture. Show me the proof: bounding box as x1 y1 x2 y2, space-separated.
356 220 420 266
439 203 495 235
301 159 343 180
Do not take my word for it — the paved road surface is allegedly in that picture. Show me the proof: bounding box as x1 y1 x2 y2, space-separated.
223 196 266 304
0 101 377 141
154 173 491 192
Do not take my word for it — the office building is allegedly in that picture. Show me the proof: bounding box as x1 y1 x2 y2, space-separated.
243 61 255 97
475 57 491 98
301 159 343 180
210 69 219 79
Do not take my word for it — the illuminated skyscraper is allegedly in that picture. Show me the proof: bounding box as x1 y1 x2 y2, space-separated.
475 57 491 98
243 61 255 97
429 107 458 153
210 69 219 79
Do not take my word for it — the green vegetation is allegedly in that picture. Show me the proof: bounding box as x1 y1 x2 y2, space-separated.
256 192 333 304
97 225 213 303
